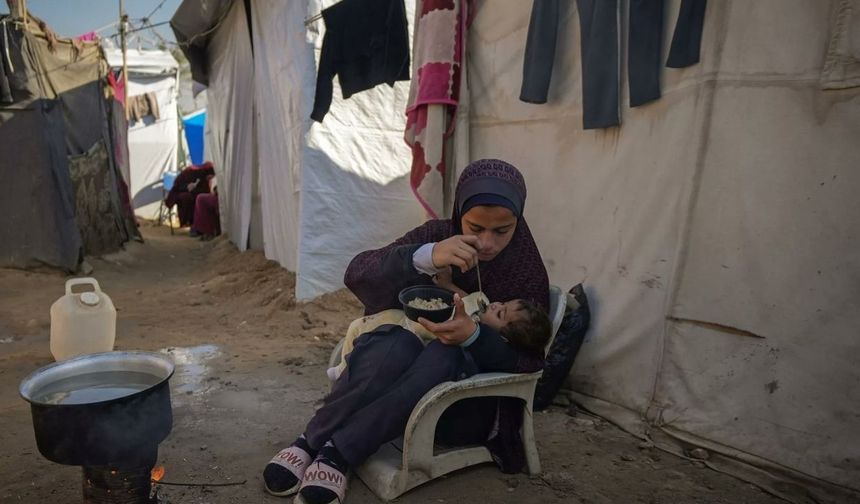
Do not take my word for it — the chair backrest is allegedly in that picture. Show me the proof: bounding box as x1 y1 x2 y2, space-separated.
162 171 179 192
543 285 566 357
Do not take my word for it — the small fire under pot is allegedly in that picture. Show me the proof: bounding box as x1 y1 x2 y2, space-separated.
19 352 175 504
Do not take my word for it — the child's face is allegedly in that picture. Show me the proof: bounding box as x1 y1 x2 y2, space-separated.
479 300 526 331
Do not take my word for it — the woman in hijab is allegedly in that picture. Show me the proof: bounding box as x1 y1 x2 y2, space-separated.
164 161 214 229
263 159 549 503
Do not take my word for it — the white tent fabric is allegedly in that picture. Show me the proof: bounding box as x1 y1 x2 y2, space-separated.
105 49 179 76
464 1 860 502
104 49 180 219
206 0 255 250
247 1 310 272
207 0 422 297
193 0 859 500
296 0 422 298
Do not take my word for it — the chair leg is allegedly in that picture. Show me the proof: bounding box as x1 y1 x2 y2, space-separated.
156 201 164 226
521 403 541 475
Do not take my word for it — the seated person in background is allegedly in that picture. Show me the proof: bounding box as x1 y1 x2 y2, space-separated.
191 175 220 241
164 161 214 229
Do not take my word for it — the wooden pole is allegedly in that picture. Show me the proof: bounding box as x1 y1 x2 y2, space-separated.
119 0 129 120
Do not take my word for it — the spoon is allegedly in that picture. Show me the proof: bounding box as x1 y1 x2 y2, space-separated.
475 261 487 312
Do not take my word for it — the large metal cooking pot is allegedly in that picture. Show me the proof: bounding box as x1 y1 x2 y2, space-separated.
19 351 174 468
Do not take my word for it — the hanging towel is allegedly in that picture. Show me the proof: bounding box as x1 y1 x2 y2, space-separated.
310 0 410 122
404 0 467 218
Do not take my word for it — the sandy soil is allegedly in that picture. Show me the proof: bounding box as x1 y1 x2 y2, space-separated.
0 224 785 504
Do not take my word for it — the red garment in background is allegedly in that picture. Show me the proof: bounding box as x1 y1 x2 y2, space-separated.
404 0 469 218
108 70 125 106
192 193 220 237
165 163 214 227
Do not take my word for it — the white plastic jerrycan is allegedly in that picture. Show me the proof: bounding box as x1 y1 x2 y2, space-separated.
50 278 117 361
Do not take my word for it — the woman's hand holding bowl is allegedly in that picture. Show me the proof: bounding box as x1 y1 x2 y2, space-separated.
418 294 477 345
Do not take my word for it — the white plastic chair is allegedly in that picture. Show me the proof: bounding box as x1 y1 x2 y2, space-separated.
327 285 566 501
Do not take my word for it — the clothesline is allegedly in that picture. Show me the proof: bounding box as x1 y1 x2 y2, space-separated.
304 12 323 26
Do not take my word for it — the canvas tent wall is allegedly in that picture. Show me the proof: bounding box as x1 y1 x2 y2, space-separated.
461 1 860 502
0 14 136 270
172 0 423 299
171 0 859 501
104 48 181 220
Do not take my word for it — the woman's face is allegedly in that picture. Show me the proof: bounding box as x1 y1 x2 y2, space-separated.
460 205 518 261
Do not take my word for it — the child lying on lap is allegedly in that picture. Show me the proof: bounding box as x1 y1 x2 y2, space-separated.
328 291 551 381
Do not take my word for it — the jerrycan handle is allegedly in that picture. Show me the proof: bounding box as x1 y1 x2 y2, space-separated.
65 277 102 295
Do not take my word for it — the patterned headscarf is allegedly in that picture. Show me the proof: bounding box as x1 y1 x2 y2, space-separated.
453 159 527 224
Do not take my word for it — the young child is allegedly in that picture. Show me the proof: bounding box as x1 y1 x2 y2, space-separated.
480 298 552 356
433 265 552 355
327 294 552 381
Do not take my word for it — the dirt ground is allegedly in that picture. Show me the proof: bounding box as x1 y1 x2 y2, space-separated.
0 224 786 504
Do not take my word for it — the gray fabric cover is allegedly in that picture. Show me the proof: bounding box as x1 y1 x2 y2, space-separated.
68 140 127 256
170 0 234 86
0 101 81 270
0 16 137 270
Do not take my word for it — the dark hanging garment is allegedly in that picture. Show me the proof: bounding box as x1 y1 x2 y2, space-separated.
666 0 707 68
519 0 560 104
577 0 620 129
0 19 12 104
310 0 410 122
628 0 664 107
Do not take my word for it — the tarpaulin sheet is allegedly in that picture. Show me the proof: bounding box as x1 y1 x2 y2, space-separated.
183 110 206 165
193 0 423 296
68 140 126 256
205 0 254 250
23 27 104 155
0 101 81 270
128 83 179 219
247 0 307 272
104 49 180 220
104 48 179 76
466 1 860 501
170 0 234 86
0 17 131 269
247 0 423 299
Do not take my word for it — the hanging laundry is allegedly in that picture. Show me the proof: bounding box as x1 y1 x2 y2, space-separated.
404 0 468 218
310 0 410 122
519 0 560 104
127 92 160 122
577 0 620 129
520 0 706 127
820 0 860 90
666 0 707 68
629 0 664 107
74 31 98 42
519 0 622 128
107 70 125 106
1 19 13 104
